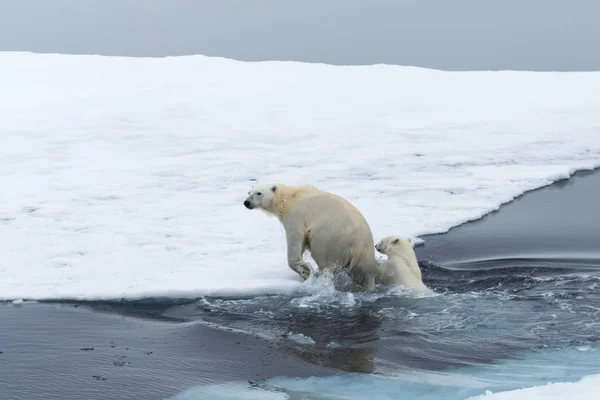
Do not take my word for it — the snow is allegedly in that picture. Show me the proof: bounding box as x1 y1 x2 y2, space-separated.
467 374 600 400
1 51 599 301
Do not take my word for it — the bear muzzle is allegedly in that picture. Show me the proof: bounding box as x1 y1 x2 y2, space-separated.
243 199 254 209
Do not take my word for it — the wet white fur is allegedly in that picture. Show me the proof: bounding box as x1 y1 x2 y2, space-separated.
244 183 378 291
375 235 432 294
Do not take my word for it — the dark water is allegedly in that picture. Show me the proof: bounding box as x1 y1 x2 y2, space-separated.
415 168 600 271
1 169 600 399
0 302 333 400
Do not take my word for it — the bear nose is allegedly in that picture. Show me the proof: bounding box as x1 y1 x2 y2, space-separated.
243 200 252 209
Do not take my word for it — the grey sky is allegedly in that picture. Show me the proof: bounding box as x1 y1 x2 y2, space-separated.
1 0 599 71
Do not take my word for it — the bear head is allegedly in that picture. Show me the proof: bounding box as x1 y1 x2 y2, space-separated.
243 183 278 211
375 235 413 255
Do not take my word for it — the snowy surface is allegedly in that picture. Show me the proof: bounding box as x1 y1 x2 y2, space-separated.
467 374 600 400
1 51 600 300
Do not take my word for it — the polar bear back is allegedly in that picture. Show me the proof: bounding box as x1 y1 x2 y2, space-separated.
284 191 377 273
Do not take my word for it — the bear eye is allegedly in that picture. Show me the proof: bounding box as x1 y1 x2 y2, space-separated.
256 192 262 196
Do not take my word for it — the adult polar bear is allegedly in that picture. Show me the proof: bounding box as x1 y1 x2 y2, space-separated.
243 183 378 291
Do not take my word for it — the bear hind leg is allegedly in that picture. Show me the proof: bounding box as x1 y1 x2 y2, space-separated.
348 270 375 291
348 258 377 292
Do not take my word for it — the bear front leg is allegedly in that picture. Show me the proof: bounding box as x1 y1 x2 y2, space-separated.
285 229 312 280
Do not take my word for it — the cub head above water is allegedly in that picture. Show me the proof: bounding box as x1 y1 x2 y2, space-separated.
375 235 413 256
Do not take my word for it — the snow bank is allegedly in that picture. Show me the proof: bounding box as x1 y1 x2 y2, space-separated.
1 51 599 300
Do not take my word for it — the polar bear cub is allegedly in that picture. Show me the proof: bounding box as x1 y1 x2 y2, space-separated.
375 235 432 294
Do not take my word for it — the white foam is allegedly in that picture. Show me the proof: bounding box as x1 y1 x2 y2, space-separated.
285 333 316 345
1 51 599 301
467 374 600 400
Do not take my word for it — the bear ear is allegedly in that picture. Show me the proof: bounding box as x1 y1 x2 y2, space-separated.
392 238 400 244
407 237 412 244
271 185 277 192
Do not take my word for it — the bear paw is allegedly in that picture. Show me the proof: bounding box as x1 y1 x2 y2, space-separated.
296 264 311 280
